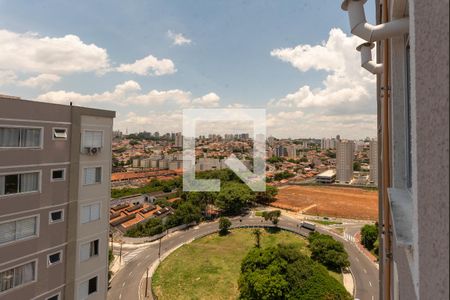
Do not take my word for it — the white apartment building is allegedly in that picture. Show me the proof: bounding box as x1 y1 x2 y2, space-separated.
369 139 378 186
336 139 355 183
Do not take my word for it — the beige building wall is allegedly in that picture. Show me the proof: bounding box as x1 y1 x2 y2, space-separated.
336 140 354 182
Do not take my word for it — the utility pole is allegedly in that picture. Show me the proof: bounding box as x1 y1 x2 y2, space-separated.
158 237 162 261
119 242 123 264
145 267 149 297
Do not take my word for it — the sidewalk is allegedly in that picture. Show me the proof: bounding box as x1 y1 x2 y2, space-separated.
343 272 355 296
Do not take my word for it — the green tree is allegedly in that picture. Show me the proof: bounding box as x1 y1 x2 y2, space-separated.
353 161 362 171
238 244 351 300
261 210 281 225
360 224 378 251
218 217 232 236
215 182 255 214
252 229 262 248
308 232 350 272
255 185 278 204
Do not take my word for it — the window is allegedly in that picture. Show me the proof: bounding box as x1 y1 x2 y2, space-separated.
53 128 67 140
83 130 103 148
0 127 42 148
46 293 60 300
0 216 38 245
83 167 101 185
51 169 65 182
0 172 40 196
80 239 99 262
80 203 100 224
79 276 98 299
49 210 64 224
47 251 62 267
0 261 36 292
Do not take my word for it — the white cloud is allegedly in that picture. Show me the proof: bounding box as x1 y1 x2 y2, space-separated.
36 80 220 109
0 70 17 85
116 55 176 76
191 92 220 107
116 111 183 133
167 30 192 46
18 74 61 89
270 28 374 111
0 29 109 75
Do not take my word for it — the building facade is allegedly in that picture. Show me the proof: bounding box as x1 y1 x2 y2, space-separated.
0 96 115 300
369 139 378 186
342 0 449 299
336 139 354 182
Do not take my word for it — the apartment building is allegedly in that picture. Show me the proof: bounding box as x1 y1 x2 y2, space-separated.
342 0 448 299
336 139 355 182
0 96 115 300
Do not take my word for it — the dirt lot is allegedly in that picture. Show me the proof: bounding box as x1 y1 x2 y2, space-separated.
272 185 378 220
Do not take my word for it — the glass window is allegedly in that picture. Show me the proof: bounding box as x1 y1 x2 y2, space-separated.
80 239 99 262
0 172 39 196
88 277 97 294
83 131 103 148
53 128 67 140
51 169 65 181
0 216 38 245
0 261 36 292
49 210 63 223
0 127 41 148
81 203 100 224
46 294 59 300
84 167 101 185
4 174 18 194
48 252 61 265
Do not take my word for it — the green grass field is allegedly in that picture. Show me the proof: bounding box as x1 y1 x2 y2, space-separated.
152 228 342 300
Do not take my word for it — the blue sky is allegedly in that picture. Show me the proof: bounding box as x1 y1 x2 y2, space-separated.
0 0 376 139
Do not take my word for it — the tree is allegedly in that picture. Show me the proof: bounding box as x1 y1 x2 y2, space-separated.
308 232 350 272
252 229 262 248
238 244 351 300
129 139 140 146
360 224 378 251
353 161 362 171
215 182 255 214
255 185 278 204
219 217 232 236
261 210 281 225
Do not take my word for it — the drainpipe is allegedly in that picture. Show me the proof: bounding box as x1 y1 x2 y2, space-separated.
381 0 392 298
357 42 383 74
341 0 409 42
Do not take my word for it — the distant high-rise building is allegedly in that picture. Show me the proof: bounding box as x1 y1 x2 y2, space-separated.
154 131 160 138
0 96 115 300
175 132 183 148
274 145 287 157
369 139 378 186
286 145 297 159
321 138 337 150
336 139 354 182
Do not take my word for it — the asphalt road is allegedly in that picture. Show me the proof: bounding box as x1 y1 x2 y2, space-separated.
108 214 378 300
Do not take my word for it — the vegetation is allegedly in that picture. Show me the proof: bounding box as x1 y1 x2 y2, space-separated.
309 220 343 226
152 229 309 300
261 210 281 225
255 185 278 204
267 156 284 164
124 217 165 237
361 223 379 257
308 232 350 272
238 243 351 300
353 161 362 171
218 217 232 236
111 177 181 199
252 229 262 248
273 171 295 181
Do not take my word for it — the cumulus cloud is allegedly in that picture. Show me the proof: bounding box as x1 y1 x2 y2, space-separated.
0 29 109 75
0 70 17 85
36 80 220 108
269 28 375 111
116 55 176 76
167 30 192 46
115 111 184 133
18 74 61 89
267 28 377 138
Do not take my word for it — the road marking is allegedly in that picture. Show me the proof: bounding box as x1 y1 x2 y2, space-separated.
137 262 141 266
372 296 374 300
355 257 359 262
363 268 367 274
145 255 150 259
129 271 134 276
122 282 126 287
119 293 122 299
369 281 372 287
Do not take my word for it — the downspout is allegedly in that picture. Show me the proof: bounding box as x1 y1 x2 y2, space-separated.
381 0 392 298
357 42 383 74
341 0 409 42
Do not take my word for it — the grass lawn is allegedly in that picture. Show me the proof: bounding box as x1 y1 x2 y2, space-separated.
152 228 309 300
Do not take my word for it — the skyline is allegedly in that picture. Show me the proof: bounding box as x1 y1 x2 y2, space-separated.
0 0 376 139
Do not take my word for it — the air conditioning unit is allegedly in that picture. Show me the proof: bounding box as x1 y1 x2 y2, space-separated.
85 147 101 155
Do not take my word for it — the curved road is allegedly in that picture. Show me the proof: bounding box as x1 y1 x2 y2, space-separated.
108 214 378 300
